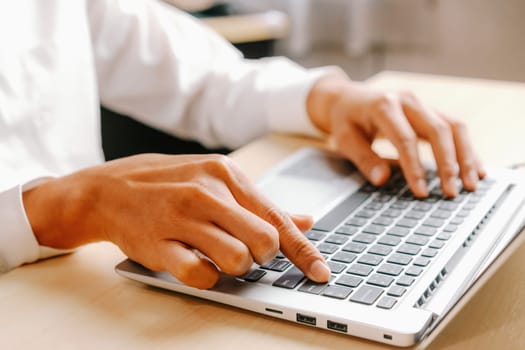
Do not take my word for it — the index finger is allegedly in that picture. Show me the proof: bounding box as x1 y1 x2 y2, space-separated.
215 158 331 282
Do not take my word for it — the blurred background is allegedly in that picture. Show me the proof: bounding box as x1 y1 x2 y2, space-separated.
102 0 525 160
172 0 525 82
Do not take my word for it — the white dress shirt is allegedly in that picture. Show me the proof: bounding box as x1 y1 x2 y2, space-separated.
0 0 340 272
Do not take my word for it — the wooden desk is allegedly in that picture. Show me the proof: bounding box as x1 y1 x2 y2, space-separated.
2 71 525 349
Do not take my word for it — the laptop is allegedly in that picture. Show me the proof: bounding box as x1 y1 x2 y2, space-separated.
115 147 525 347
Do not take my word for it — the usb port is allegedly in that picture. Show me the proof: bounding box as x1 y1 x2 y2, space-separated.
327 320 348 333
296 313 316 326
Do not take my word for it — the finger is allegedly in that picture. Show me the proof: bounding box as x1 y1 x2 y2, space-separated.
332 124 391 186
204 157 330 282
439 112 486 190
198 192 279 265
289 213 314 232
177 222 254 276
372 96 428 197
400 95 459 197
158 240 220 290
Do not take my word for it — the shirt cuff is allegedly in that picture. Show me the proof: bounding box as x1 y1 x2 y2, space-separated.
0 178 73 273
267 65 348 138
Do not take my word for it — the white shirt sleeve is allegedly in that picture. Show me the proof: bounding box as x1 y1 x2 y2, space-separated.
0 179 73 273
86 0 346 149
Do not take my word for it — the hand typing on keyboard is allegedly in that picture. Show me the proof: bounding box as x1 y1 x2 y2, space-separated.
307 75 486 198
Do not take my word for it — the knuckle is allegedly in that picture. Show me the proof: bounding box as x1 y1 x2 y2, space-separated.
429 119 452 139
224 244 252 276
372 93 398 113
396 131 418 150
263 207 289 232
400 90 418 104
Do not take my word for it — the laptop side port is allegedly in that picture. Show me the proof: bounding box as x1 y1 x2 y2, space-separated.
296 313 316 326
327 320 348 333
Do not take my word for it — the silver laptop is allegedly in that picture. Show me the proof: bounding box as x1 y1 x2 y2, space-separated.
115 147 525 347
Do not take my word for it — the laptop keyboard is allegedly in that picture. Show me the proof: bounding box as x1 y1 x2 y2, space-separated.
242 169 494 310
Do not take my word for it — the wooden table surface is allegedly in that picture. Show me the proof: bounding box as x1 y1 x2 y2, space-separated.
2 71 525 349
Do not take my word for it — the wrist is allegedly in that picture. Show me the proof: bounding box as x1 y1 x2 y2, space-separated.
22 174 101 249
306 75 349 133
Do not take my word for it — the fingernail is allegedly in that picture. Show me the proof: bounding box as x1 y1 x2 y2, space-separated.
446 177 459 196
416 179 428 196
467 170 478 190
370 165 384 185
309 260 331 282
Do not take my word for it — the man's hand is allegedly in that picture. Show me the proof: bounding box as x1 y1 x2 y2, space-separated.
23 154 330 289
307 76 486 197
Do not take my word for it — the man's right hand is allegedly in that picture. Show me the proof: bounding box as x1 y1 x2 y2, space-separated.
22 154 330 289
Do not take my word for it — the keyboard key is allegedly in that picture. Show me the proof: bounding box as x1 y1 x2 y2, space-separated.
436 233 452 241
421 248 439 258
270 260 291 272
375 194 393 203
377 296 397 309
347 264 373 277
368 244 392 256
387 253 412 266
414 226 437 236
346 217 367 227
397 244 421 256
431 209 452 220
406 266 423 277
260 258 279 270
365 202 384 210
358 254 383 266
423 218 445 228
429 240 445 249
242 269 266 282
383 209 402 218
317 243 339 254
378 235 401 246
405 235 429 246
367 274 394 288
463 202 476 210
336 274 363 288
325 234 349 245
396 218 418 228
388 226 410 237
413 257 431 267
356 209 376 218
390 200 410 210
273 266 305 289
363 224 386 235
328 261 347 274
397 275 415 287
298 280 328 295
343 242 367 253
331 251 357 264
323 285 353 299
335 226 358 236
352 233 376 244
314 191 371 231
456 209 470 218
350 285 383 305
439 202 458 211
387 285 407 297
305 230 326 241
377 263 403 276
404 210 425 220
372 217 393 226
443 224 457 233
413 202 433 212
